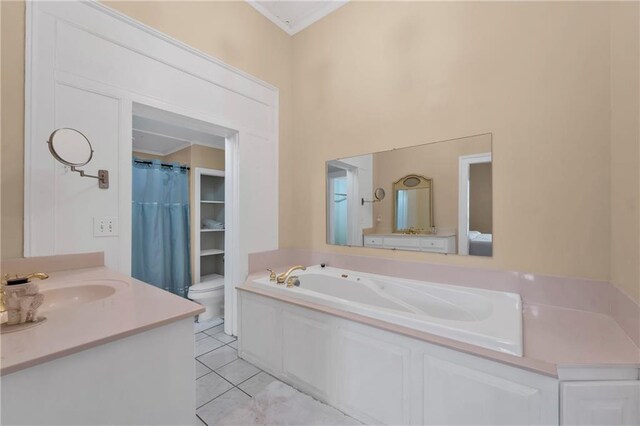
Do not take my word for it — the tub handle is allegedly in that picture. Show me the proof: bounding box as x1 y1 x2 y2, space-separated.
286 276 300 288
267 269 276 282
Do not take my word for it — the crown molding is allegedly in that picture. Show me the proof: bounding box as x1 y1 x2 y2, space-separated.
246 1 349 36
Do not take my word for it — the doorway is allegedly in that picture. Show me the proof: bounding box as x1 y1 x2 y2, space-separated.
326 160 360 246
457 152 492 255
131 103 234 328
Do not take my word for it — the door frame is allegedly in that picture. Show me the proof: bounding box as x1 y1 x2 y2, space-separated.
128 100 241 334
458 152 492 255
326 160 360 246
326 170 347 245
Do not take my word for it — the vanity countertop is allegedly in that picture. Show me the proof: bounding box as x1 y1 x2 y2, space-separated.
239 271 639 378
1 267 203 376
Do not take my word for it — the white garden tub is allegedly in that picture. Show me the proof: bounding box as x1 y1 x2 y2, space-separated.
253 265 522 356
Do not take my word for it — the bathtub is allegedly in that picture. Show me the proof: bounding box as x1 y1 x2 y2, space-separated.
253 265 523 356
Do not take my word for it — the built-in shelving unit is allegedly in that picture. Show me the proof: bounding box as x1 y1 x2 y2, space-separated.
194 168 225 284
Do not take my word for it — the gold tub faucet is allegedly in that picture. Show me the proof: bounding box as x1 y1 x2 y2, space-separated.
276 265 306 284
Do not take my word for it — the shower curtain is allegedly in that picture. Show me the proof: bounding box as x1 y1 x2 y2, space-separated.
132 159 191 297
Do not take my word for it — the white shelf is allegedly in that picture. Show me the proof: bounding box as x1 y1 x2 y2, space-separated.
201 249 224 256
201 229 225 232
201 200 224 204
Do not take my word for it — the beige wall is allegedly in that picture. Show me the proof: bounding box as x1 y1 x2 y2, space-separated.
291 1 617 282
188 145 224 171
0 0 3 261
609 3 640 302
132 151 164 161
469 163 493 234
1 1 25 259
163 148 191 166
371 134 491 235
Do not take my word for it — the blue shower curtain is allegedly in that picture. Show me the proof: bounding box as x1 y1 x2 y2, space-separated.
132 159 191 297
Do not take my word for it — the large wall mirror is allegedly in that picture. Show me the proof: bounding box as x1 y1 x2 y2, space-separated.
326 133 493 256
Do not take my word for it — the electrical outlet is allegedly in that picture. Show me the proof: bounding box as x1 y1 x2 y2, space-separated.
94 217 119 237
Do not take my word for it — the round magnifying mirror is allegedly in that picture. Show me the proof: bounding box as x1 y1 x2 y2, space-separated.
47 128 93 167
374 187 386 201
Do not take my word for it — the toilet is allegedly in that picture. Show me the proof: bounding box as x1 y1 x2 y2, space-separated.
187 277 225 322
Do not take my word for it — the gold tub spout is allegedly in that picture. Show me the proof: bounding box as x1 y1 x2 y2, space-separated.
276 265 306 284
25 273 50 281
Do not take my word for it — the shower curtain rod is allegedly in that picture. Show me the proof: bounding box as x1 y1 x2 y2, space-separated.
133 159 190 170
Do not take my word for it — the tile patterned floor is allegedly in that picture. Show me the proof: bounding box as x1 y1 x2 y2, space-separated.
194 322 282 426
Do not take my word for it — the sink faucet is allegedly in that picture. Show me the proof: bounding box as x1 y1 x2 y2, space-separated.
276 265 306 284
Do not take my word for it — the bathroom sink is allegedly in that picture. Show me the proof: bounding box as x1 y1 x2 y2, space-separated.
39 280 125 313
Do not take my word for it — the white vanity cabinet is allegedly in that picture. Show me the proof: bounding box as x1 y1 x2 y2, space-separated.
364 233 456 254
561 381 640 426
2 318 196 426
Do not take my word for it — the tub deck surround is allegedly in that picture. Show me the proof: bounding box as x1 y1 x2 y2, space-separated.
249 249 640 342
523 304 639 367
249 249 611 313
611 284 640 347
239 270 639 378
1 266 204 375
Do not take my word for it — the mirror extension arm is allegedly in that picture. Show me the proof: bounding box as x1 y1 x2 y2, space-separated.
361 197 380 206
362 187 386 205
70 166 109 189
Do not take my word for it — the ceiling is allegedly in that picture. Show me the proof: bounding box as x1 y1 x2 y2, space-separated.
247 1 348 35
132 115 226 157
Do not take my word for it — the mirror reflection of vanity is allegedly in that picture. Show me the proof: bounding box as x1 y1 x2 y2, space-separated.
394 174 433 234
326 133 493 256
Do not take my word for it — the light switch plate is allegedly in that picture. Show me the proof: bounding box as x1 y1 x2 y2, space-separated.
94 217 119 237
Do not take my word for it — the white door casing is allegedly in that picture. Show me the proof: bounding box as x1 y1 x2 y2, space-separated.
24 1 279 335
458 152 492 255
325 159 368 246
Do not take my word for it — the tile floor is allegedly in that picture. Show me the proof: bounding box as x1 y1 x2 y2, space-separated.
194 322 283 425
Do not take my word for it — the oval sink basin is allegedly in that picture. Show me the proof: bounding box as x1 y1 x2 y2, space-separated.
40 284 117 313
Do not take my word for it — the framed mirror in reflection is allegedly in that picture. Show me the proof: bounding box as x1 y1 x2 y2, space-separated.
394 174 433 234
325 133 492 257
